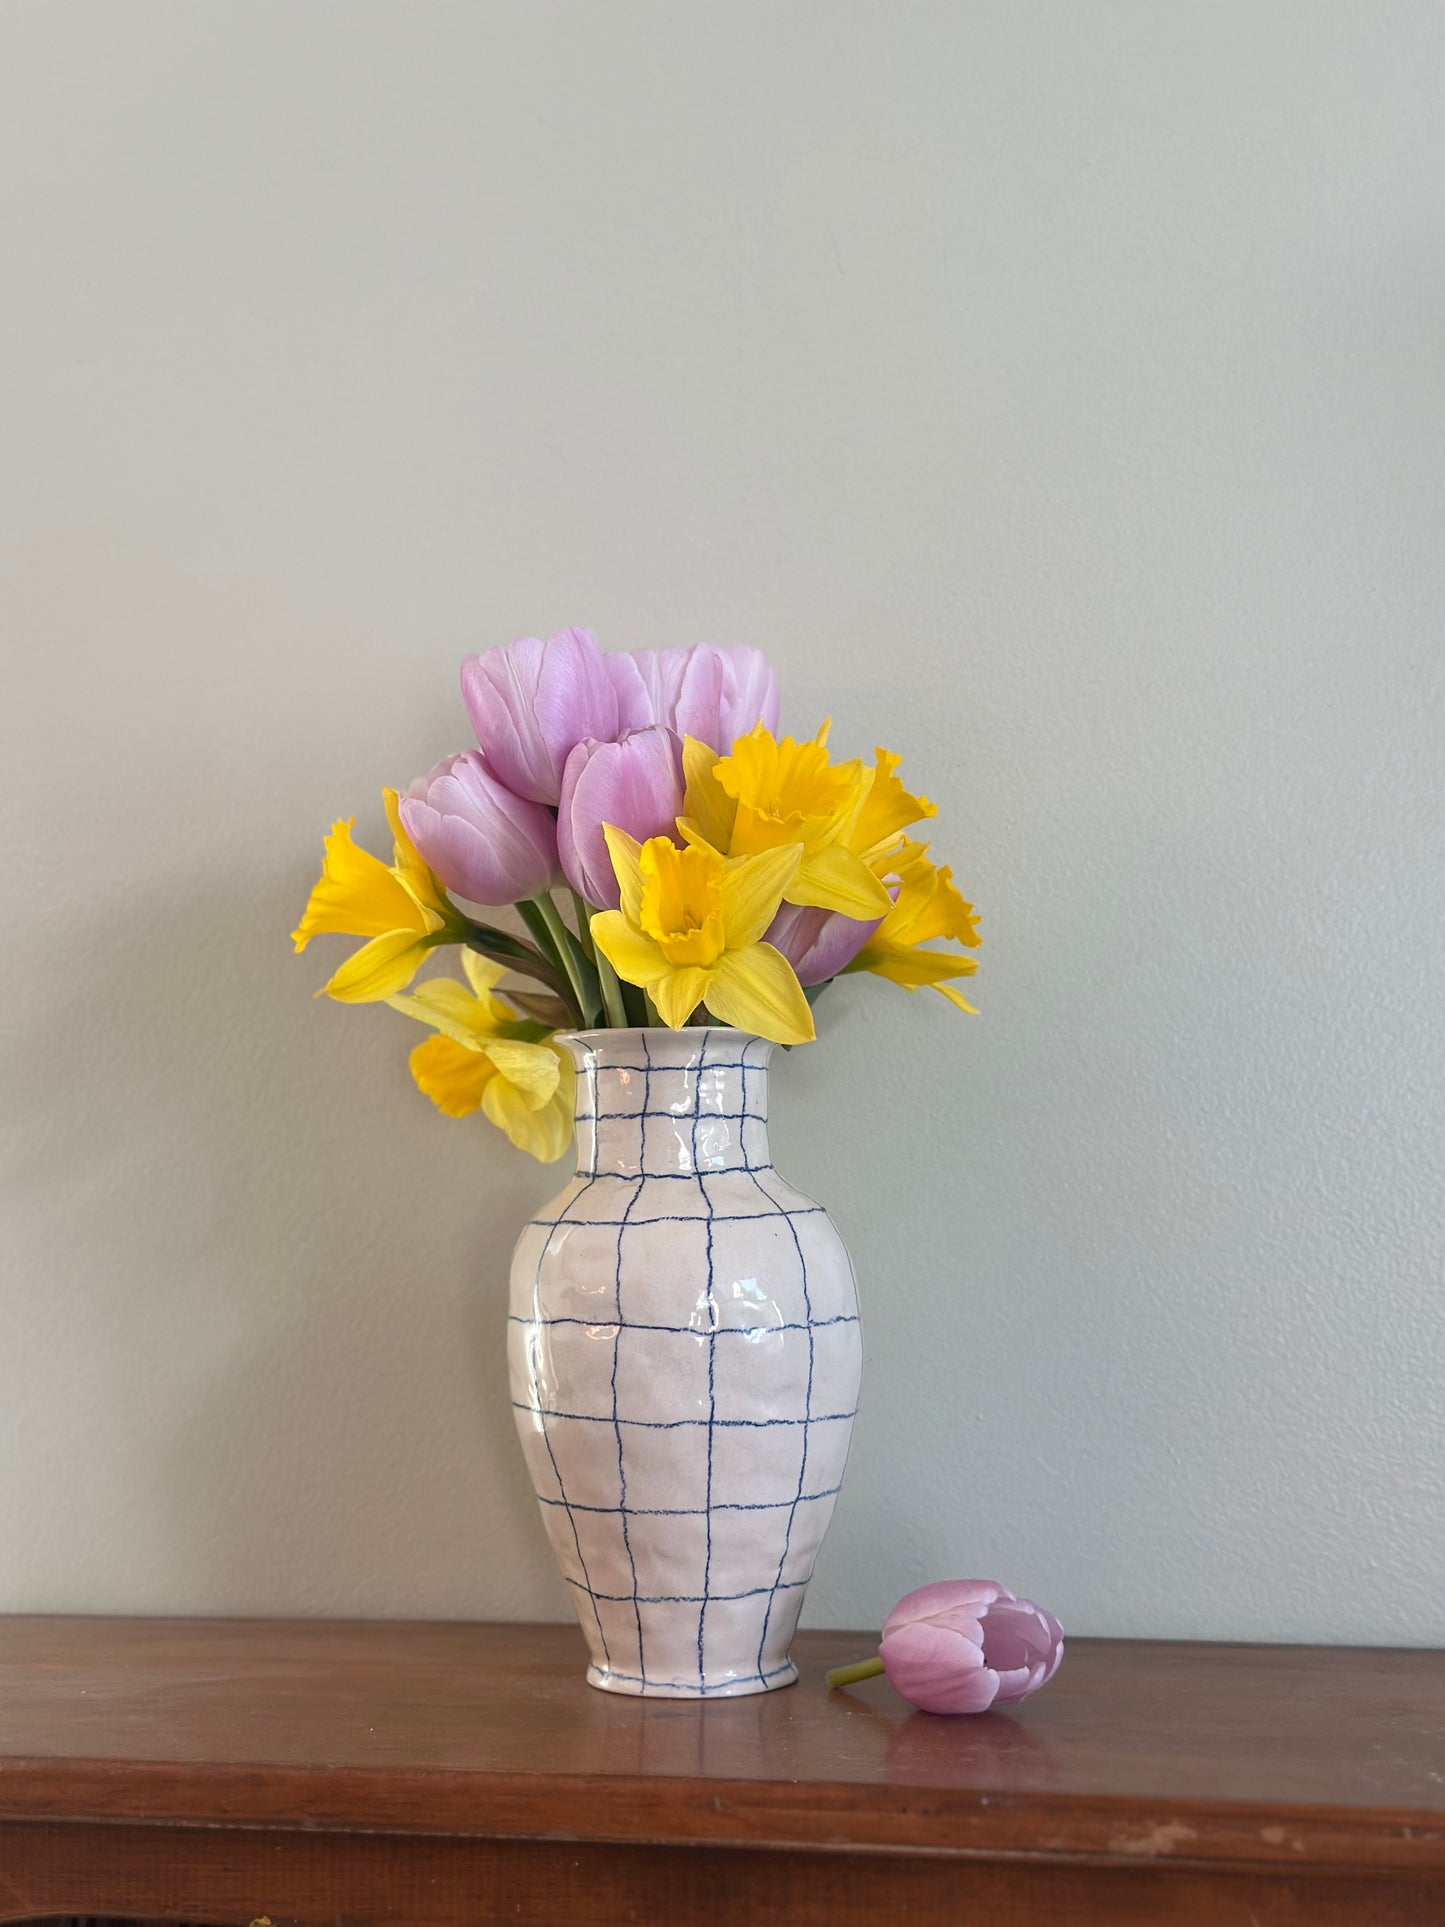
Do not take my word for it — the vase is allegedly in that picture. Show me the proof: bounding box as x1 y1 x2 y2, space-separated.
508 1026 862 1698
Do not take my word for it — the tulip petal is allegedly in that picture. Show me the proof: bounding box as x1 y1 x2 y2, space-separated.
532 628 619 774
880 1622 999 1716
400 754 558 907
883 1579 1003 1639
765 901 883 986
559 729 684 909
704 944 815 1046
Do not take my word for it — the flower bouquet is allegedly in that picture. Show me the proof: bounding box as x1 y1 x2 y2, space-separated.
296 628 979 1696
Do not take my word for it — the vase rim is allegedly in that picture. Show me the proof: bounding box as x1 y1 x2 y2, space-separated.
556 1025 764 1048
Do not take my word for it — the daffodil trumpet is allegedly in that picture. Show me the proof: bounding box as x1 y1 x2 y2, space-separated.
295 631 981 1161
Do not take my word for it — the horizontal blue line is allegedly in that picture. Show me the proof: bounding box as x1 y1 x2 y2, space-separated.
589 1661 796 1693
515 1402 857 1429
529 1207 822 1229
570 1167 776 1180
535 1485 842 1517
509 1314 857 1336
564 1574 809 1605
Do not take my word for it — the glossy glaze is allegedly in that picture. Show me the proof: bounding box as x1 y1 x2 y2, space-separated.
508 1028 862 1697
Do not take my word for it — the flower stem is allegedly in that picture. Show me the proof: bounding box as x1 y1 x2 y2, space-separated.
568 889 597 963
826 1656 885 1690
595 949 630 1030
528 894 588 1016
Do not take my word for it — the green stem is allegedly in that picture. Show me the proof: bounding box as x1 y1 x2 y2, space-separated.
515 899 582 1026
568 889 597 963
826 1656 885 1690
528 895 588 1015
643 990 662 1027
595 949 630 1030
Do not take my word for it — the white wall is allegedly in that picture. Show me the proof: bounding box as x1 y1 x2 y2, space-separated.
2 0 1441 1644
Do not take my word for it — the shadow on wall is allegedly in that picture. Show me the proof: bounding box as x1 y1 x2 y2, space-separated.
1 868 567 1618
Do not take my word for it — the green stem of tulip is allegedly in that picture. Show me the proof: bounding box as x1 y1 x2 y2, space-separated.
595 950 631 1030
826 1656 885 1690
568 890 598 964
518 898 584 1025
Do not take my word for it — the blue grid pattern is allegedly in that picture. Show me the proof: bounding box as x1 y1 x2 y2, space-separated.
512 1030 861 1697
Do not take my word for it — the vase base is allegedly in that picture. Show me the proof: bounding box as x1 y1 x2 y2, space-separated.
585 1660 799 1700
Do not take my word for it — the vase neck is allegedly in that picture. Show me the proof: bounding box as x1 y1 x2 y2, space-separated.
560 1029 775 1179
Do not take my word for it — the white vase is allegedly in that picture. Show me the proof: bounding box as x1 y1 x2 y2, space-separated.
508 1026 862 1698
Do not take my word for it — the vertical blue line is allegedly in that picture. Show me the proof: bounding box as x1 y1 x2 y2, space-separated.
752 1129 814 1678
609 1032 651 1684
530 1170 610 1670
695 1034 716 1689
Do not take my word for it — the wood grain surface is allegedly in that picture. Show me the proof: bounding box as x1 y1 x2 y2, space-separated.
0 1616 1440 1925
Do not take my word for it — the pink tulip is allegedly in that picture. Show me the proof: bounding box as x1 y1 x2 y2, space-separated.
557 727 685 910
399 752 558 906
461 628 635 806
765 901 883 986
609 643 779 753
828 1580 1064 1716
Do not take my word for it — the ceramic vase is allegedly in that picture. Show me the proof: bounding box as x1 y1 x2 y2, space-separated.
508 1027 862 1698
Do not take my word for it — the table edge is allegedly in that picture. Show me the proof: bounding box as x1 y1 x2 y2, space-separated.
0 1757 1441 1874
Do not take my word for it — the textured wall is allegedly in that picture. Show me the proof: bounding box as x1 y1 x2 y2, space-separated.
2 0 1441 1643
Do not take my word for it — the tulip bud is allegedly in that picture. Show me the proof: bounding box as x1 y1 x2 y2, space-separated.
461 628 632 806
557 727 685 909
399 752 558 907
828 1580 1064 1716
765 901 884 986
610 643 779 754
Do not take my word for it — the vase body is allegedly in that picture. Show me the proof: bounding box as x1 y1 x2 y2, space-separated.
508 1027 861 1698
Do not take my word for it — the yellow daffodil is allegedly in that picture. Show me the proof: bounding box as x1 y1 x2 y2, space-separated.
848 748 937 871
590 829 815 1043
679 723 892 920
846 840 982 1011
388 952 574 1162
293 789 462 1003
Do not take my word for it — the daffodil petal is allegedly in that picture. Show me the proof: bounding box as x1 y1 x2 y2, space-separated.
934 982 980 1014
483 1036 562 1108
384 785 454 923
680 735 737 851
407 1034 494 1117
591 911 670 989
460 948 509 999
704 944 815 1046
293 818 426 951
601 826 646 925
720 842 804 949
387 976 503 1046
649 965 712 1029
324 929 432 1002
850 946 980 988
788 844 894 918
484 1058 575 1160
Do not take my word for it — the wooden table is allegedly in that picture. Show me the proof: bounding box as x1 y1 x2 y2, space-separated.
0 1618 1440 1925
